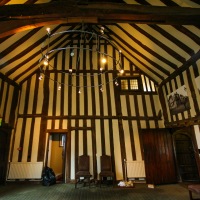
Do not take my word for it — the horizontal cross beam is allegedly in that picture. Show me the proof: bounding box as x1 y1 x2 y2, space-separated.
0 2 200 37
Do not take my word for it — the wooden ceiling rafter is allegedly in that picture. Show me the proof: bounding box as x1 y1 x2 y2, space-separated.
130 24 186 64
115 24 177 71
1 2 200 38
160 0 179 7
148 24 195 57
104 25 164 82
0 72 20 87
7 25 74 78
4 24 67 76
159 50 200 87
1 28 41 59
172 25 200 46
13 25 84 83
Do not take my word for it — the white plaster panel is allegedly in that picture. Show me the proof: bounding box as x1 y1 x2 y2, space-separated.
31 118 41 162
22 118 32 162
112 120 123 180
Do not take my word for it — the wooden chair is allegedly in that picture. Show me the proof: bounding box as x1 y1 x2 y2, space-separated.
75 155 92 188
99 155 114 187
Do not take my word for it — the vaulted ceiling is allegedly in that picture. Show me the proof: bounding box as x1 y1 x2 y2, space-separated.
0 0 200 86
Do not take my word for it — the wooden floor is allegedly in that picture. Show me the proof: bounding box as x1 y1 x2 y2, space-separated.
0 181 197 200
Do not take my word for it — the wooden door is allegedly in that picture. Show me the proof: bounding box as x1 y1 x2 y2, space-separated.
141 128 177 185
174 132 199 182
0 127 12 185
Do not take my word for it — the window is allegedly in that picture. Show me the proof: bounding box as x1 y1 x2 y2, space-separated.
119 75 156 93
119 77 140 91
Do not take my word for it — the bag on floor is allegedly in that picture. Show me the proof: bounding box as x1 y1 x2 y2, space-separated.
42 167 56 186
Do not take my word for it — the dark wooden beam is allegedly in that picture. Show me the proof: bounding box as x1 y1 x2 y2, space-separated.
0 2 200 38
159 50 200 87
0 72 20 88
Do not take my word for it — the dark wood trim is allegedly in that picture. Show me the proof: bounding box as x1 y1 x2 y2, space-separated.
107 25 168 79
108 119 116 180
18 78 31 162
131 24 186 64
47 129 68 133
159 50 200 87
0 73 19 88
17 114 163 121
149 94 159 128
173 25 200 46
158 85 169 122
150 24 194 56
1 3 200 38
114 73 126 179
9 87 20 126
165 116 200 127
38 71 49 161
2 83 9 121
192 63 199 78
91 120 97 179
117 24 178 71
186 68 200 115
83 122 88 155
142 94 149 128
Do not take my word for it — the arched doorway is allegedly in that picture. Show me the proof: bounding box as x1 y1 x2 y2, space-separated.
173 130 199 182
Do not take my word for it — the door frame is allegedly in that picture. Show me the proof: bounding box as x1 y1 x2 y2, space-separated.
45 129 68 183
172 126 200 182
0 126 12 185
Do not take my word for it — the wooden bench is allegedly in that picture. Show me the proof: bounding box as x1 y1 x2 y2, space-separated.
188 185 200 200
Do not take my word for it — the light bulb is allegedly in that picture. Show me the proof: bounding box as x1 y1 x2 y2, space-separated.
39 75 43 80
43 60 48 66
46 27 51 35
120 69 124 74
101 58 106 64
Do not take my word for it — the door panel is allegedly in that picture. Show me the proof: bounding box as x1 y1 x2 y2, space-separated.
174 133 199 182
141 128 177 185
0 128 12 185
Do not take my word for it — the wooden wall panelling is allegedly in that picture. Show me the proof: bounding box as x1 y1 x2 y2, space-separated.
108 118 116 180
3 84 11 123
175 76 185 120
0 79 3 109
192 63 199 77
38 71 49 162
149 94 159 128
0 81 7 121
188 67 200 115
126 95 136 160
114 81 126 179
158 86 168 123
183 70 192 118
134 94 143 160
91 120 97 179
8 86 19 126
142 94 149 128
18 79 31 162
